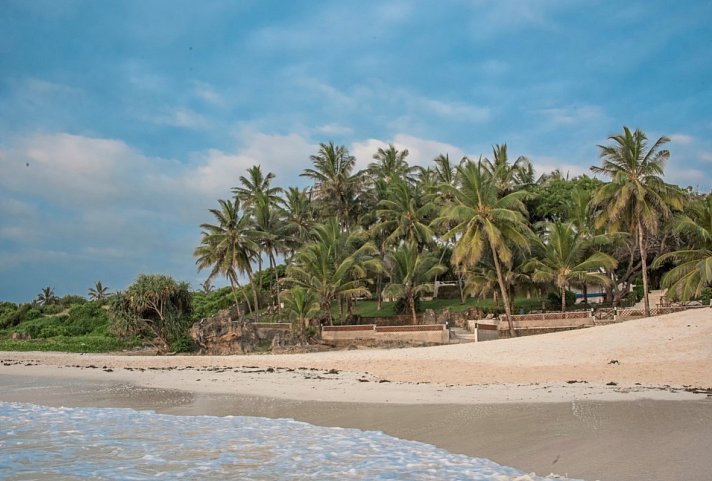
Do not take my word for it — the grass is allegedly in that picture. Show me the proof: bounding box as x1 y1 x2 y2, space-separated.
0 335 144 353
347 296 544 318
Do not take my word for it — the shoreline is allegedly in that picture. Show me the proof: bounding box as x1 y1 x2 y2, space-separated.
2 372 712 481
2 310 712 480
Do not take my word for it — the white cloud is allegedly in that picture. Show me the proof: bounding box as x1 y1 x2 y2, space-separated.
535 105 606 126
669 133 694 145
142 107 210 129
193 81 225 107
529 155 589 179
700 152 712 163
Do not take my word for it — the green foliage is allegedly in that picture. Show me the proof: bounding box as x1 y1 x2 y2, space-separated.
0 336 142 353
58 295 87 307
700 288 711 305
0 304 27 329
169 335 197 353
394 296 421 315
108 274 192 351
545 290 577 311
191 287 236 320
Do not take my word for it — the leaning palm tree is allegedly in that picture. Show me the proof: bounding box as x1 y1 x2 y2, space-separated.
36 286 56 306
525 222 617 312
279 186 315 258
591 127 682 316
438 159 534 336
653 195 712 301
383 242 446 324
88 281 110 301
193 198 260 316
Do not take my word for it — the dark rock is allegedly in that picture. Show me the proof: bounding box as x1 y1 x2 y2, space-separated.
190 308 259 355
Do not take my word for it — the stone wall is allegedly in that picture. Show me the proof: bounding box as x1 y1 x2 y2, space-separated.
321 324 449 345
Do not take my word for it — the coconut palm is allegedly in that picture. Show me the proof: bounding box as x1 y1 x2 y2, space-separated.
279 186 314 258
301 142 363 229
368 144 415 184
88 281 110 301
280 287 321 333
591 127 682 316
253 191 287 307
383 242 446 324
482 144 532 195
193 198 260 316
375 179 434 249
526 222 617 312
653 195 712 301
36 286 56 306
438 159 534 336
232 165 282 211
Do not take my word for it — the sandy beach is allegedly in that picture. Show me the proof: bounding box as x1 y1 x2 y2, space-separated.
2 309 712 480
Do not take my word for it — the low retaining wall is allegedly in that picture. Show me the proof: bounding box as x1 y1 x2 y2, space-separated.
321 324 449 345
253 323 292 340
504 311 594 329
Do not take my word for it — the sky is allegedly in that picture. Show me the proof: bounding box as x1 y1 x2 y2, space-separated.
1 0 711 302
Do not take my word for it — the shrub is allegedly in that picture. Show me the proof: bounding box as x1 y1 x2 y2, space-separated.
700 288 712 305
394 296 421 315
169 335 196 353
58 295 87 307
545 290 577 310
0 304 29 329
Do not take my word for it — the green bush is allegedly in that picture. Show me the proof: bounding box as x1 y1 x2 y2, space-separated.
0 304 29 329
58 295 87 307
169 335 196 353
700 288 712 305
394 296 421 315
40 304 65 315
545 290 577 310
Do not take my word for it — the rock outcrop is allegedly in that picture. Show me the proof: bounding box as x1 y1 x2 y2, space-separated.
190 308 259 355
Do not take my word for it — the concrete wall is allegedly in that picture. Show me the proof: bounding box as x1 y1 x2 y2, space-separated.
322 324 449 345
253 323 292 340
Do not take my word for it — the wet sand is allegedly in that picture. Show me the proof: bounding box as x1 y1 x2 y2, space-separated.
2 373 711 481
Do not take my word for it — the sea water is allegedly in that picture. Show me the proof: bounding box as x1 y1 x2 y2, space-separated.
0 402 579 480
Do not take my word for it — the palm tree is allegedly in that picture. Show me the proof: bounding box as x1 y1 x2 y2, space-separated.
88 281 110 301
232 165 282 211
439 160 534 336
280 287 321 333
253 191 286 308
653 195 712 301
284 218 380 324
193 198 260 316
591 127 682 316
383 242 446 324
375 179 434 249
526 222 617 311
36 286 56 306
301 142 363 229
279 186 314 258
368 144 415 184
482 144 532 195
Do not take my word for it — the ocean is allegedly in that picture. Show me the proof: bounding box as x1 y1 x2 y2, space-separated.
0 402 579 480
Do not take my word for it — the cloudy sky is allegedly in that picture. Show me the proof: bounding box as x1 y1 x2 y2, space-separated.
1 0 711 302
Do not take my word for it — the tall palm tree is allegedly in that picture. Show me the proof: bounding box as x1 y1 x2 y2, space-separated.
279 186 314 258
301 142 363 229
653 195 712 301
232 165 282 211
591 127 682 316
375 179 434 249
88 281 110 301
439 160 534 336
368 144 415 184
482 144 532 195
383 242 446 324
193 198 260 316
36 286 56 306
253 191 286 308
526 222 617 311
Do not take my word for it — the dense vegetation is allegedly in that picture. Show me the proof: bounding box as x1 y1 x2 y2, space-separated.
3 126 711 352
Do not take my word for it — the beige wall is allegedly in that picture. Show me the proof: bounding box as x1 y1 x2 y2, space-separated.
322 325 449 345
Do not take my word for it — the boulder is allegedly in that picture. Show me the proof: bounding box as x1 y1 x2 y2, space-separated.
190 308 259 355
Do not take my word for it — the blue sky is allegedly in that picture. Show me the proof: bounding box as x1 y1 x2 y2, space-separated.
1 0 711 302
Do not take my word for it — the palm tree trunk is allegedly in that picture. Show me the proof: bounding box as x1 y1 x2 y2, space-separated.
491 245 516 337
410 296 417 324
270 251 281 311
376 272 382 311
229 278 242 317
561 285 566 313
638 222 651 317
248 273 260 321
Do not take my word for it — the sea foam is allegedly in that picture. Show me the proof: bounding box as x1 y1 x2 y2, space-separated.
0 402 581 480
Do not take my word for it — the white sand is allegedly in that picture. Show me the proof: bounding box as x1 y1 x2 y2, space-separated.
2 308 711 404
